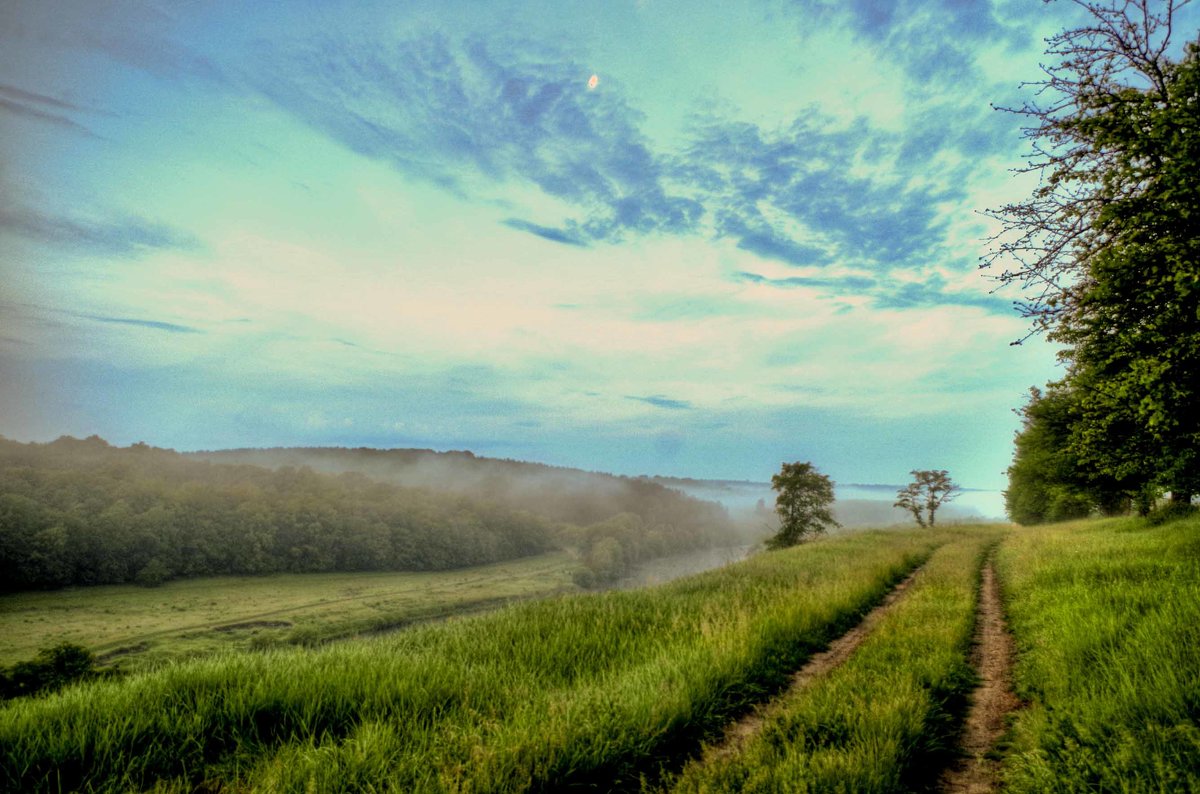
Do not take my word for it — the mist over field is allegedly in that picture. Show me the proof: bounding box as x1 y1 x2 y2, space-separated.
653 478 1005 528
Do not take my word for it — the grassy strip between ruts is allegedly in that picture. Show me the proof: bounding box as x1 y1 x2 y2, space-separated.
664 526 1004 793
997 515 1200 792
0 527 949 793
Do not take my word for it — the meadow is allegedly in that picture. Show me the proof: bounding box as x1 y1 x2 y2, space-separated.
2 516 1198 792
0 527 943 792
0 552 578 672
998 515 1200 792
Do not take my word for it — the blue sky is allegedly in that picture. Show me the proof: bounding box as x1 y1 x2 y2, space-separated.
5 0 1188 495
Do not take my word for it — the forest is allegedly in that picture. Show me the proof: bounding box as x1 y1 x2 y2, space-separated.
0 435 740 592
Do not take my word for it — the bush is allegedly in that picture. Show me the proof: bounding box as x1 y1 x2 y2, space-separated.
1146 501 1198 526
135 558 172 587
0 642 98 700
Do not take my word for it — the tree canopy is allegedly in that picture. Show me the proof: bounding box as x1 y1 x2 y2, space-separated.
894 470 958 528
767 461 839 548
989 0 1200 513
0 435 737 592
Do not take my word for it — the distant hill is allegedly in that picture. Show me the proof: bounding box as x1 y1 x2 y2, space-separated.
0 436 742 592
190 445 748 587
190 446 739 535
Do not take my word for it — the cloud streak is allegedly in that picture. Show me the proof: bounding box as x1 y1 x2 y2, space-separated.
79 314 204 334
0 206 202 258
627 395 694 411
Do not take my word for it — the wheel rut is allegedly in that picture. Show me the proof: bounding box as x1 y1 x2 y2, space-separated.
702 564 925 763
938 555 1020 793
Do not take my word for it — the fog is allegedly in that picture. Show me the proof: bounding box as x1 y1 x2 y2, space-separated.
651 478 1007 529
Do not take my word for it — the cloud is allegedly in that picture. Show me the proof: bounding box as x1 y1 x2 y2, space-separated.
627 394 694 410
0 82 89 112
722 216 832 268
2 3 224 84
0 205 202 257
873 277 1015 314
830 0 1024 83
79 314 203 334
215 21 1024 313
244 32 703 246
0 92 96 136
735 271 877 292
502 218 587 247
681 115 966 275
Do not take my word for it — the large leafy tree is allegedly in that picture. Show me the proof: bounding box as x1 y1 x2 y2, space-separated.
989 1 1200 505
767 461 839 548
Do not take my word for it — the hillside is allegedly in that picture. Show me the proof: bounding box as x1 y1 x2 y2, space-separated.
0 436 741 592
191 446 742 532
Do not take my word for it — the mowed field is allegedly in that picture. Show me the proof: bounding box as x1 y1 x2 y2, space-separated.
2 517 1199 792
0 552 579 671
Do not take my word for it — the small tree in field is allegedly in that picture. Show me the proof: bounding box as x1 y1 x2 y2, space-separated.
768 461 840 549
895 470 959 528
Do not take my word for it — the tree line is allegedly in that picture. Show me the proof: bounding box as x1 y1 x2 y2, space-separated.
0 435 735 592
994 2 1199 524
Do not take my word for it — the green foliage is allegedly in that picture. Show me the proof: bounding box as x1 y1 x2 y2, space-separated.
998 517 1200 791
134 557 171 587
767 461 839 549
989 4 1200 508
1004 386 1136 524
1146 500 1198 526
894 469 958 527
0 642 98 700
0 527 951 793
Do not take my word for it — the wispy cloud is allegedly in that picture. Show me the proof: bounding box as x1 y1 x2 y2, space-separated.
627 394 693 410
244 32 703 246
0 82 89 112
735 271 877 292
872 277 1015 314
79 314 204 334
502 218 587 247
0 205 202 257
0 89 97 136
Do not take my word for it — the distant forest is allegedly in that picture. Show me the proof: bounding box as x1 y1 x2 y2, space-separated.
0 436 740 592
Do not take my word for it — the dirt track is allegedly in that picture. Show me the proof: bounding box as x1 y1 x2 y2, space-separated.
703 566 925 761
938 557 1020 793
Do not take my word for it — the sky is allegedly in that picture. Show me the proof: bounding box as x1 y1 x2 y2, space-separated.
4 0 1192 498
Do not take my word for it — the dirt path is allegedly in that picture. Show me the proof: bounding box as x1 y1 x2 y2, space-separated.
703 565 925 762
938 556 1020 793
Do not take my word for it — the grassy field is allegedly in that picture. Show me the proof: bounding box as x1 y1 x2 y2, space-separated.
667 527 1001 792
3 517 1199 792
998 514 1200 792
0 552 579 671
0 527 945 793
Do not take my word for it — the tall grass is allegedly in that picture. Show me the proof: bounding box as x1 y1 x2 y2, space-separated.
666 527 1004 793
997 515 1200 792
1 528 950 793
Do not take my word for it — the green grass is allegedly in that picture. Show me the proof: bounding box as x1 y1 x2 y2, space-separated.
997 515 1200 792
0 552 580 672
0 527 949 793
15 518 1191 793
666 526 1003 793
